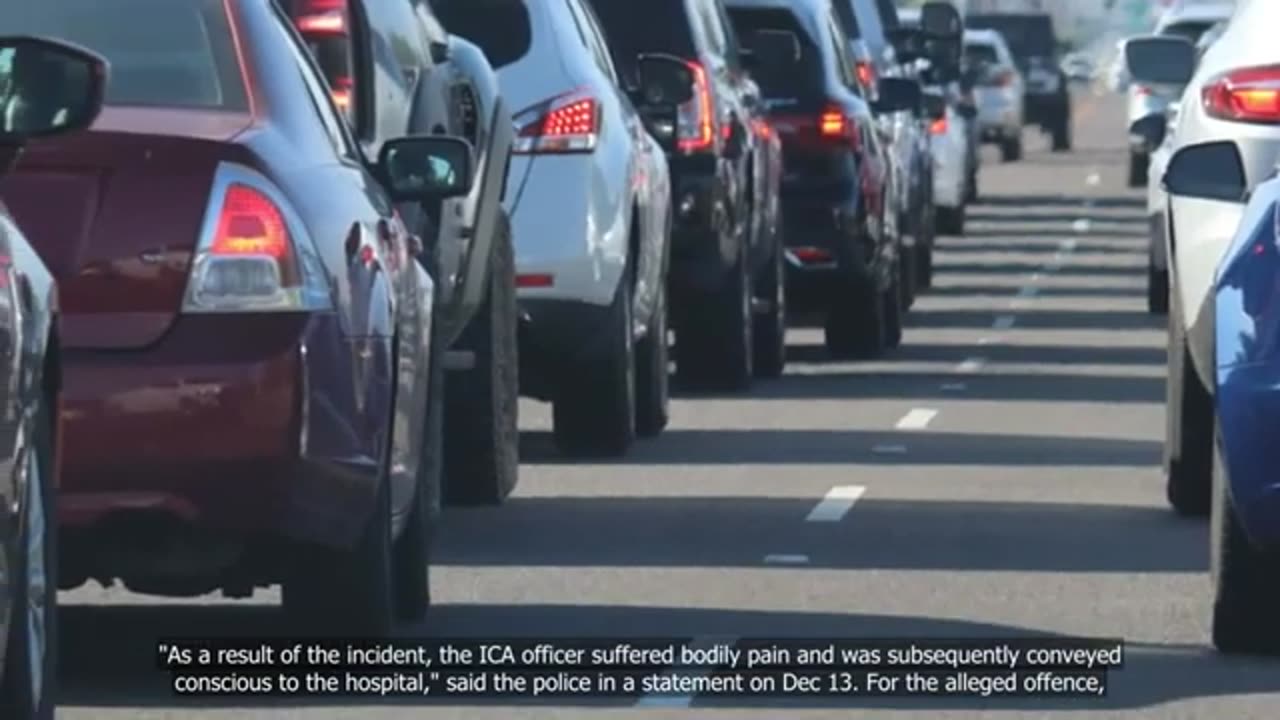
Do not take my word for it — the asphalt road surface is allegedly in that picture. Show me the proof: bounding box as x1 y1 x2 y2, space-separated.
56 92 1280 718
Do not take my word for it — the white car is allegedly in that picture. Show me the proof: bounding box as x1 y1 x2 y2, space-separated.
924 88 971 236
1127 0 1280 517
440 0 673 458
964 28 1025 162
1126 4 1232 186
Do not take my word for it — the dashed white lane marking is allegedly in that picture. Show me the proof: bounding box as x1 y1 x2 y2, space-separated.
1017 286 1039 298
1031 272 1044 280
636 636 736 707
1086 172 1101 186
1071 218 1091 234
957 356 987 373
941 382 968 391
978 337 996 346
806 485 867 522
993 315 1016 330
763 554 810 565
895 408 939 430
1060 238 1078 251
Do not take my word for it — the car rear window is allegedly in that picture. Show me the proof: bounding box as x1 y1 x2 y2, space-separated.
725 7 824 100
431 0 533 69
585 0 697 68
0 0 247 110
1161 20 1215 44
964 43 999 66
965 14 1056 61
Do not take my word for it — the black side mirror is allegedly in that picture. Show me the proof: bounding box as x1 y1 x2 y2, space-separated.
923 92 947 121
873 77 922 115
920 2 962 41
429 40 450 64
377 135 475 201
1129 114 1166 153
925 37 962 82
633 54 695 151
1164 140 1247 203
1124 35 1195 87
887 27 925 62
0 36 106 148
956 103 977 120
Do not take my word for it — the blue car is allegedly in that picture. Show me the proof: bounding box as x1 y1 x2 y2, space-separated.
1165 139 1280 654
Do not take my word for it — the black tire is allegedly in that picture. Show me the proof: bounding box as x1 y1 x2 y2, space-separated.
283 418 396 636
884 259 904 350
1210 424 1280 654
1000 136 1023 162
898 237 917 311
1051 111 1072 152
552 277 636 457
915 242 934 290
1165 307 1212 517
393 309 444 622
1129 151 1149 188
965 172 979 204
674 242 753 391
824 256 886 360
443 211 519 506
752 227 787 379
635 278 670 438
0 392 57 720
1148 260 1169 315
937 205 966 236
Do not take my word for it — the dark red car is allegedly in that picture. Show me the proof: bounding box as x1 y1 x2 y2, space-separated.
0 0 474 635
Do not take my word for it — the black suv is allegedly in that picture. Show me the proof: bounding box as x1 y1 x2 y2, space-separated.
965 12 1071 151
284 0 520 505
585 0 788 389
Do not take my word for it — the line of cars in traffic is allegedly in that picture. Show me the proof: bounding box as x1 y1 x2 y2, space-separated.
0 0 1010 714
1120 0 1280 656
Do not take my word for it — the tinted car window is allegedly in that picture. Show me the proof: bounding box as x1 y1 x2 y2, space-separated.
965 14 1056 61
832 0 860 38
586 0 698 73
0 0 247 110
1161 20 1214 44
874 0 898 30
964 43 999 66
430 0 533 69
725 7 824 99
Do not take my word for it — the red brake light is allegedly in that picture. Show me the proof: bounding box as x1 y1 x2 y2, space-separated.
513 91 600 154
930 116 948 134
1134 85 1151 96
819 110 846 136
678 61 716 153
295 0 346 35
212 185 291 262
1203 65 1280 123
856 61 875 89
330 75 353 111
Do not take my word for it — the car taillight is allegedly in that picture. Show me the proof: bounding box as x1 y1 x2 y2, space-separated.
818 104 860 150
331 74 353 112
930 116 948 134
774 102 860 152
678 61 716 153
184 170 332 313
1134 85 1151 97
295 0 346 34
1203 65 1280 124
856 60 875 91
513 90 600 154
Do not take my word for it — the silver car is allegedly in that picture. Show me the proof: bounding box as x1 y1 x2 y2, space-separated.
964 28 1024 162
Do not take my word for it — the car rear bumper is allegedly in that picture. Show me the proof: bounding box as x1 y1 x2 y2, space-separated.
58 312 387 552
1024 92 1067 124
517 297 616 401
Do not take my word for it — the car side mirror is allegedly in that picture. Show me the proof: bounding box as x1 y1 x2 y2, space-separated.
887 27 925 62
920 2 962 41
873 78 922 115
1129 114 1166 153
923 93 947 121
956 103 977 120
1164 140 1247 203
635 53 696 106
0 36 107 150
377 135 475 202
1124 35 1195 87
430 41 450 64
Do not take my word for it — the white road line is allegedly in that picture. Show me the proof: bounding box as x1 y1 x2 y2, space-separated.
977 337 996 345
763 553 810 565
1017 286 1039 298
871 444 908 455
1086 172 1100 186
806 485 867 522
941 382 968 391
992 315 1016 330
1060 238 1078 251
1031 272 1044 280
1071 218 1091 234
636 636 736 707
895 408 938 430
957 356 986 373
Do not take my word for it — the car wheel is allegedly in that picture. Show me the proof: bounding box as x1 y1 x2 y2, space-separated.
824 242 886 359
635 274 670 437
443 210 519 505
752 222 787 379
674 239 754 392
898 234 917 311
966 172 979 203
0 392 57 720
1051 112 1072 152
392 308 444 621
915 242 934 290
883 258 904 350
1147 259 1168 315
1210 423 1280 653
1000 136 1023 162
1165 307 1212 516
1128 151 1148 188
283 407 396 636
937 205 966 236
552 274 637 457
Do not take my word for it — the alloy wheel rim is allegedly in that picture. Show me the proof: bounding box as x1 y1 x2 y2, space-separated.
24 443 47 706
